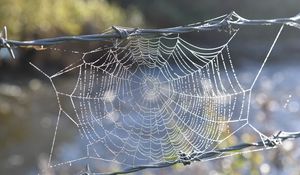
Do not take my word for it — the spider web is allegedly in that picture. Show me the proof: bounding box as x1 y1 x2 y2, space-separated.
30 17 284 174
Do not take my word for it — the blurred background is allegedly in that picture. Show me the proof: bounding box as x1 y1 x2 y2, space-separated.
0 0 300 174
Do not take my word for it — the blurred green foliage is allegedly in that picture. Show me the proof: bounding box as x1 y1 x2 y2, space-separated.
0 0 143 39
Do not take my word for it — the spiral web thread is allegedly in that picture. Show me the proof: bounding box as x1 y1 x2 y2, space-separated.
29 16 288 174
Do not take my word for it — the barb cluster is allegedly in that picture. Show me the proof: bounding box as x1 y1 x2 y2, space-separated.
0 26 15 59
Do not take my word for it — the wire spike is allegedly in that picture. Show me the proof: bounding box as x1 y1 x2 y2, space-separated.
295 12 300 19
3 26 7 40
0 26 15 59
112 26 129 39
85 163 90 173
80 163 91 175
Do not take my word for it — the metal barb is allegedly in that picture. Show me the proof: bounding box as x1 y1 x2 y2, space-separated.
179 151 192 165
80 164 91 175
112 26 129 39
0 26 15 59
217 11 237 34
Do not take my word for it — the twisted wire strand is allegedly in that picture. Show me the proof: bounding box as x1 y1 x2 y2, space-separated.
0 11 300 49
85 131 299 175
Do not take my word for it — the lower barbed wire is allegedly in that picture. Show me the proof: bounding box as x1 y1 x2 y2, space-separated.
78 131 300 175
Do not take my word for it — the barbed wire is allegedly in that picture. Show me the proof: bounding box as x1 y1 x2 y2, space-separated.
79 131 300 175
2 11 300 175
1 11 300 59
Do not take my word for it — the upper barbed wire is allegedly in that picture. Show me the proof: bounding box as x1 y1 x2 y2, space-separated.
0 11 300 52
